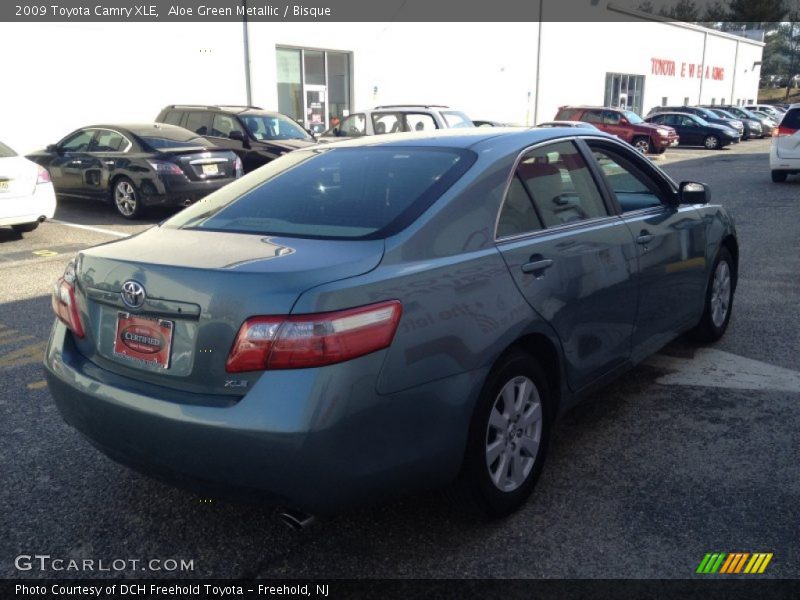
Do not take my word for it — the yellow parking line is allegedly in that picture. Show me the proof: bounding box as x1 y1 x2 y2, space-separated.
27 380 47 390
0 342 47 369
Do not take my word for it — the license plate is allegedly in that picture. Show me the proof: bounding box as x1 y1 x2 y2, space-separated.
0 181 8 192
113 312 174 369
202 163 219 176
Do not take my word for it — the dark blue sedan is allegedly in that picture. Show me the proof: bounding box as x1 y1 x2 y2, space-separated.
646 112 740 149
45 127 738 520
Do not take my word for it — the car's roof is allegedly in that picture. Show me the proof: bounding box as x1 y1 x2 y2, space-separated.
83 123 195 136
649 111 698 117
307 127 615 150
560 106 625 111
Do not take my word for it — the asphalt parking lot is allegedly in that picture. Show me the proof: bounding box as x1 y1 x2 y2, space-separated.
1 138 798 580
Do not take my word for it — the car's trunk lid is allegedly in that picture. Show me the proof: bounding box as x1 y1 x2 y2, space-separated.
0 156 37 199
72 227 384 397
156 148 238 181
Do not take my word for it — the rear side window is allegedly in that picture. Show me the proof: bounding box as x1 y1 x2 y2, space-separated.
162 111 184 126
555 108 581 120
406 113 437 131
185 111 211 136
583 110 604 124
166 147 476 239
372 113 402 135
0 140 17 157
780 109 800 129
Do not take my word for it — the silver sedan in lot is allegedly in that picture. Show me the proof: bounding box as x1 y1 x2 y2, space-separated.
45 128 738 519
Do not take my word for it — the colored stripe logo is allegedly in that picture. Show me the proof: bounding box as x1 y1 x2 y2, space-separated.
697 552 773 574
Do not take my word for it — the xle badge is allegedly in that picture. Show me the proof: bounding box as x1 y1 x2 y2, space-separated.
224 380 248 389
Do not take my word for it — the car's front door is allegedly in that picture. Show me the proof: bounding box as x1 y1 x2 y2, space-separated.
495 139 639 392
586 139 708 361
86 128 132 200
49 129 97 197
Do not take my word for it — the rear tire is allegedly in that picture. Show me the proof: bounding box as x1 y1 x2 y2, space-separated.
11 222 39 233
690 247 735 343
113 177 144 219
456 350 551 517
771 170 788 183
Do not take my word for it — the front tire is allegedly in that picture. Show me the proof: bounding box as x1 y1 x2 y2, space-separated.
690 247 735 343
771 170 788 183
11 222 39 233
704 135 720 150
113 177 144 219
459 350 551 517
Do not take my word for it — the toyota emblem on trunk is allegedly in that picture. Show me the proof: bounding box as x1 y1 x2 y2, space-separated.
121 280 146 309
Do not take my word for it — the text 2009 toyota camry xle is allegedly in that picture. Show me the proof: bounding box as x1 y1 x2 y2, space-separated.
44 128 738 518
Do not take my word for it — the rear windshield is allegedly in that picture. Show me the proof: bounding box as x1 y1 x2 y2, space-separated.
0 140 17 157
781 109 800 129
139 136 209 149
164 146 476 239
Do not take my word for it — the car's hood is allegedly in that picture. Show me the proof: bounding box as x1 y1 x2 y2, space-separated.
253 138 316 154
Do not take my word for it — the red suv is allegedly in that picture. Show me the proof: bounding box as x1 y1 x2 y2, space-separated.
554 106 679 154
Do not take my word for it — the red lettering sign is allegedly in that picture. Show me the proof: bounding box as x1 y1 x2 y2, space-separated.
651 58 725 81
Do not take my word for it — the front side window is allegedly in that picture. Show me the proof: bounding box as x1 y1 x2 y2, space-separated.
440 111 473 128
591 144 666 213
583 110 604 124
165 147 475 239
210 114 245 138
240 114 311 141
512 141 608 229
603 111 621 125
60 130 95 152
338 114 366 137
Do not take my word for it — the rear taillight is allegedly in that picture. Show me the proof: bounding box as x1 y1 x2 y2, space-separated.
226 300 402 372
775 125 797 137
36 166 51 184
147 160 184 176
51 262 84 338
234 156 243 178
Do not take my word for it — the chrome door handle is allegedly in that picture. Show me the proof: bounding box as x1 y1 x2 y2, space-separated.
521 259 554 274
68 160 82 166
636 231 654 245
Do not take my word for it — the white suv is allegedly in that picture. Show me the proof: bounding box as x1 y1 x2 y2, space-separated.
317 105 474 143
769 104 800 182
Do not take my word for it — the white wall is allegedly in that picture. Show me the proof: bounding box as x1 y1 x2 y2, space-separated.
0 17 762 156
0 22 246 154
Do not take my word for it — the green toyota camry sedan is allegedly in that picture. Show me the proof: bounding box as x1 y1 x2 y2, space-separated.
45 127 738 521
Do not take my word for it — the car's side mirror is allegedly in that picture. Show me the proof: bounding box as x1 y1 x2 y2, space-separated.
678 181 709 205
229 130 245 141
47 144 59 153
619 118 628 125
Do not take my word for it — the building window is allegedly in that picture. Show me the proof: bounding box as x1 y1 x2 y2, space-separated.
604 73 645 115
721 98 725 104
662 96 668 106
711 98 717 105
276 46 353 132
684 97 690 105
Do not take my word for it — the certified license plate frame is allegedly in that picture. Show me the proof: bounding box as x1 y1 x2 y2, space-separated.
202 163 219 176
113 311 174 370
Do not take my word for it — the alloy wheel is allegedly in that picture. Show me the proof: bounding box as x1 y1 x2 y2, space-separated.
704 136 719 150
710 260 731 328
485 375 543 492
115 181 138 217
633 139 650 153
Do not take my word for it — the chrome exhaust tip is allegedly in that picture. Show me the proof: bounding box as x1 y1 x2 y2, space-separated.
277 508 315 530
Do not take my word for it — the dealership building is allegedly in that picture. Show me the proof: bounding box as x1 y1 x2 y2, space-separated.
0 2 764 153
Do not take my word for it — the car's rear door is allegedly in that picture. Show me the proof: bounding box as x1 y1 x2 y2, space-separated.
495 138 639 392
585 138 707 360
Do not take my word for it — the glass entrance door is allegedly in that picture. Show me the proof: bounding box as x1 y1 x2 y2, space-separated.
305 85 327 133
604 73 646 116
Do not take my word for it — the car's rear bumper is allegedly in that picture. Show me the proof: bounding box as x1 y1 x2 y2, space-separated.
44 321 483 514
138 176 235 208
0 182 56 226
